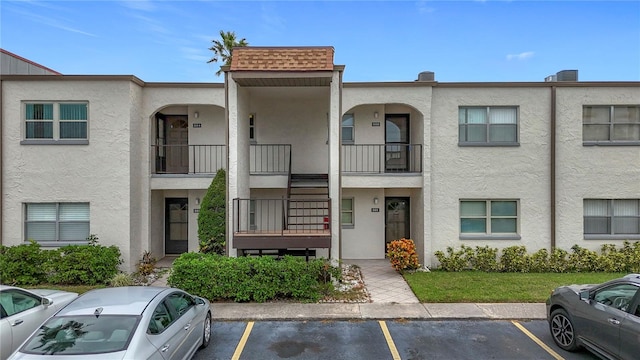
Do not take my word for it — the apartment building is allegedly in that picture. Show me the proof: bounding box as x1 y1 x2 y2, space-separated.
1 47 638 272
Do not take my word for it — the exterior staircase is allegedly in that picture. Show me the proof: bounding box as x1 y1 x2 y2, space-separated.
286 173 330 231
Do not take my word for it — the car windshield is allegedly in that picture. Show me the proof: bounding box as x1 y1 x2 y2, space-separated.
21 315 140 355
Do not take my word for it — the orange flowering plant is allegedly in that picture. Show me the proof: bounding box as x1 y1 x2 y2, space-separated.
386 238 420 273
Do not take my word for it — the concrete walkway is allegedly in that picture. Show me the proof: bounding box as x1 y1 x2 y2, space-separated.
152 257 547 321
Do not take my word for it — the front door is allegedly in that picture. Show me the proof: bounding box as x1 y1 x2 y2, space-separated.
165 198 188 254
385 197 410 253
385 114 409 172
165 116 189 174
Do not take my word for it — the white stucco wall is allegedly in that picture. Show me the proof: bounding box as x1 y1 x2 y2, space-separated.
554 86 640 251
2 79 137 269
429 86 552 266
341 188 386 259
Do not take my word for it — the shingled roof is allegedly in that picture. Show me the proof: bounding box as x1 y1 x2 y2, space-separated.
230 46 334 72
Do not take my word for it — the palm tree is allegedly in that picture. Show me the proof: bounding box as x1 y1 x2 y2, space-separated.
208 30 248 76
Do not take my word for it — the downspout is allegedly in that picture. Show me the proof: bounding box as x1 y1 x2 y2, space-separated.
550 85 557 250
222 65 230 257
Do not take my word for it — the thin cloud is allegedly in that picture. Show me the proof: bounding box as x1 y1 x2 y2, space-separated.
6 5 96 37
506 51 534 61
416 1 436 14
118 0 156 12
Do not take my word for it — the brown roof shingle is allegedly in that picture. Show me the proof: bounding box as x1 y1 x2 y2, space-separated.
230 46 334 72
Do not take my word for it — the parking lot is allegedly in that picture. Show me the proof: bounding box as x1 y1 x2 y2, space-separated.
193 319 598 360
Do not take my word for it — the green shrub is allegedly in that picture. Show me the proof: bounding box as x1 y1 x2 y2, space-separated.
434 245 475 271
471 246 499 272
110 272 134 287
528 248 550 272
0 241 53 285
499 246 531 272
49 240 122 285
548 248 569 273
568 245 600 272
168 253 340 302
198 168 226 254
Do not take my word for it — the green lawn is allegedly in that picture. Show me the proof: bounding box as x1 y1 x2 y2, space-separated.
403 271 625 303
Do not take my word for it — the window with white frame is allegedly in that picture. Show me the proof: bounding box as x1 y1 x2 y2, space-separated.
342 114 354 143
25 203 90 242
249 113 256 142
584 199 640 236
24 102 88 141
459 106 518 145
341 198 354 226
583 106 640 143
460 200 518 235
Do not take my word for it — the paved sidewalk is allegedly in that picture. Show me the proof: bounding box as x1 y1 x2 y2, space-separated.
153 257 547 321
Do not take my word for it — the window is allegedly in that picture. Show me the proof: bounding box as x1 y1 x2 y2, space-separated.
592 283 638 312
166 292 195 317
25 203 90 242
24 102 88 143
459 107 518 145
584 199 640 237
583 105 640 144
0 289 41 317
249 113 256 142
149 302 174 334
460 200 519 238
342 114 354 143
341 198 354 227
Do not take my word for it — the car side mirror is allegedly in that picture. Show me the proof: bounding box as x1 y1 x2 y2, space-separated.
42 298 52 307
579 290 590 302
195 298 206 306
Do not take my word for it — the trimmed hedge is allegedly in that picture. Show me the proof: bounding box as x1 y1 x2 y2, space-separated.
434 241 640 273
0 238 122 286
167 252 340 302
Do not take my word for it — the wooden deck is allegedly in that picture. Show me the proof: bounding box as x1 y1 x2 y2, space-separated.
233 229 331 249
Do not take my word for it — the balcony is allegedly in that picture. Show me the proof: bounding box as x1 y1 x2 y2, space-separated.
153 145 226 174
233 198 331 250
342 144 422 173
152 144 291 175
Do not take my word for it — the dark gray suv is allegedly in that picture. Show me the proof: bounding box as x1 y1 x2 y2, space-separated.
546 274 640 360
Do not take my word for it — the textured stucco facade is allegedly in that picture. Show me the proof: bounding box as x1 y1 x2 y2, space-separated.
1 56 639 272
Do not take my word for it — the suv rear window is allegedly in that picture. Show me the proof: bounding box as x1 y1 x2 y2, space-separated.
21 315 140 355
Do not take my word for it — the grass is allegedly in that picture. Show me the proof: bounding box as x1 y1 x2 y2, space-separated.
403 271 625 303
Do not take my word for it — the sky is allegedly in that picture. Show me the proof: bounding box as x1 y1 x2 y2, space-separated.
1 0 639 83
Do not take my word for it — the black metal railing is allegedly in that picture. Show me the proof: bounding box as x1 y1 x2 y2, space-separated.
152 145 226 174
341 144 422 173
234 198 331 234
250 144 291 174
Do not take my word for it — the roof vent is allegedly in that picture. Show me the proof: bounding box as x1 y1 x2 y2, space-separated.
417 71 435 81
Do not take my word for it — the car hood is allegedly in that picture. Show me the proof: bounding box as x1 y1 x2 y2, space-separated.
9 351 126 360
561 284 596 294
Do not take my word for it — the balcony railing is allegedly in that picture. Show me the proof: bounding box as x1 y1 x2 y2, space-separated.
250 144 291 174
152 144 291 175
233 198 330 234
153 145 226 174
342 144 422 173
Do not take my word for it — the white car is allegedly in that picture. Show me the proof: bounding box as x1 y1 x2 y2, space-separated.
8 286 211 360
0 285 78 360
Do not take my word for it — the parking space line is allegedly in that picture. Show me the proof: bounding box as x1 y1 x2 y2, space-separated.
378 320 402 360
511 320 564 360
231 321 254 360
